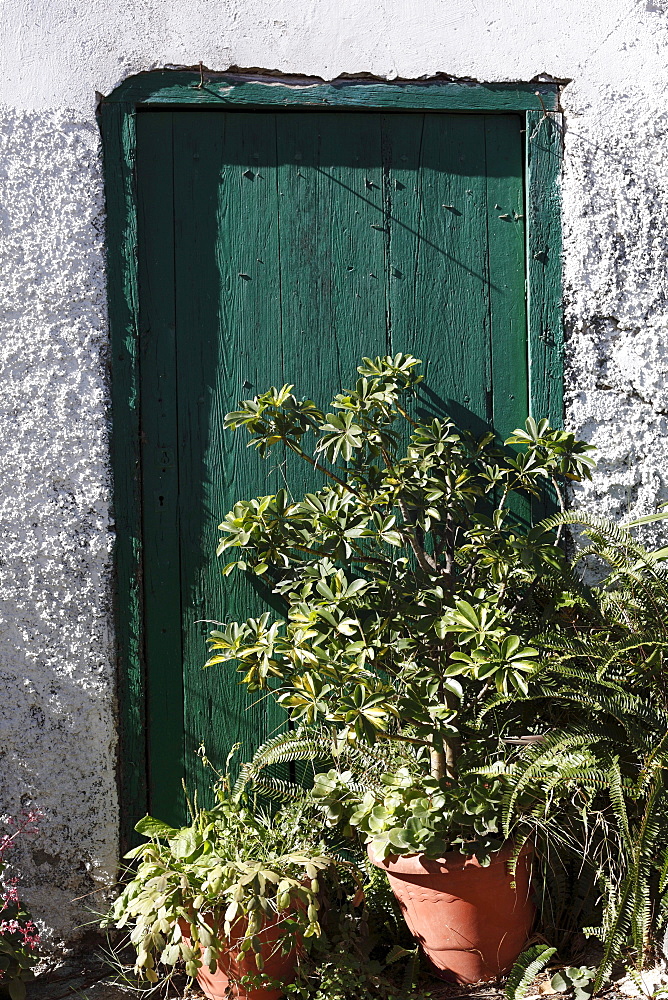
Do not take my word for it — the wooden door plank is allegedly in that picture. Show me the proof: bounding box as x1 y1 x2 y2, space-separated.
113 95 555 835
106 74 558 113
526 111 563 428
383 113 492 433
173 112 285 804
526 110 564 520
484 114 528 443
139 108 531 819
100 101 147 848
275 112 388 422
136 112 186 825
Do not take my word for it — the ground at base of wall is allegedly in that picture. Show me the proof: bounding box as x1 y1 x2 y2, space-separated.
25 966 658 1000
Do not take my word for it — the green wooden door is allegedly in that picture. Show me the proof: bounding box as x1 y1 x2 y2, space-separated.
135 109 527 824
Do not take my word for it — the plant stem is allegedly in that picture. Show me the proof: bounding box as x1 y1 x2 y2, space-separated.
396 403 419 428
290 542 385 566
428 740 459 781
430 747 447 779
551 475 567 543
376 732 431 748
445 737 460 780
285 439 361 497
496 484 511 512
442 513 454 583
398 499 438 574
551 474 566 512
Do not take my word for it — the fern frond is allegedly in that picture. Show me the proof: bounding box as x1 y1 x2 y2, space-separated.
233 729 337 797
249 774 308 804
592 777 663 993
608 758 631 846
502 731 603 835
505 945 557 1000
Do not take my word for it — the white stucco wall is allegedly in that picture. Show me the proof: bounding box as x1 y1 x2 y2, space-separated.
1 0 667 951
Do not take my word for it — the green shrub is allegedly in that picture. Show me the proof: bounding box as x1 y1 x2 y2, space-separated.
102 760 342 986
206 354 594 861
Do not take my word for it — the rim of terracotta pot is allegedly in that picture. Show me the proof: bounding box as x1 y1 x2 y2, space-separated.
367 837 532 876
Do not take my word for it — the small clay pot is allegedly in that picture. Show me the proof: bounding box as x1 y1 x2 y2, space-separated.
367 839 534 984
179 915 299 1000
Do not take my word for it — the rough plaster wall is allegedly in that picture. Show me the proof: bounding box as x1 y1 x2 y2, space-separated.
0 110 117 946
562 21 668 532
0 0 667 952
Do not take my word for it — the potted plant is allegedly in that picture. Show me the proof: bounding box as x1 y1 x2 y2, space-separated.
205 355 596 983
0 811 41 1000
102 756 337 1000
498 508 668 994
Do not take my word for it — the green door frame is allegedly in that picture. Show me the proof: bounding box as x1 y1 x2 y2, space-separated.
99 72 563 848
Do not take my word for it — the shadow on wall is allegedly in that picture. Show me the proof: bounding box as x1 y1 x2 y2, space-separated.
0 605 118 948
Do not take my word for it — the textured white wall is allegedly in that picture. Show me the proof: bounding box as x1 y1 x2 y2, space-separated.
0 108 117 948
1 0 667 951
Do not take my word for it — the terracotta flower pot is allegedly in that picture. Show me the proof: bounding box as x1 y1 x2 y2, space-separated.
368 839 535 984
179 914 299 1000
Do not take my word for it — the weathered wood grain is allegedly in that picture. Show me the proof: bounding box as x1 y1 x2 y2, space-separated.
172 113 287 806
526 110 564 521
121 105 554 824
136 112 186 825
384 113 492 432
276 111 387 468
105 74 559 113
484 114 528 442
99 102 146 849
526 111 563 428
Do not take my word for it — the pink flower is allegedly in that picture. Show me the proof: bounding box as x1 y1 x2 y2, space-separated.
1 879 20 908
0 813 42 961
20 920 40 949
0 917 40 950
